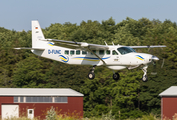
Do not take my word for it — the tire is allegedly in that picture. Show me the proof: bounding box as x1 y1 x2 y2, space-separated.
113 72 120 80
142 75 148 82
88 72 95 79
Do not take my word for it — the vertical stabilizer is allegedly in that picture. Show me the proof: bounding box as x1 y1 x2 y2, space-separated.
32 21 46 48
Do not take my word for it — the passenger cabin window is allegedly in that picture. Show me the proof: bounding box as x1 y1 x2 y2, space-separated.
112 50 118 55
106 50 110 55
82 51 87 55
70 50 75 55
65 50 69 55
76 50 80 55
91 50 96 55
99 50 104 55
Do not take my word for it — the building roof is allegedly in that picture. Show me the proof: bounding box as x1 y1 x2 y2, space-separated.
0 88 84 96
159 86 177 97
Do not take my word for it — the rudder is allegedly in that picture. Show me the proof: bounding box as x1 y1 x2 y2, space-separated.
32 21 46 48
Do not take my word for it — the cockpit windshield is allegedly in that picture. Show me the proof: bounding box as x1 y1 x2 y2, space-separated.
117 47 136 55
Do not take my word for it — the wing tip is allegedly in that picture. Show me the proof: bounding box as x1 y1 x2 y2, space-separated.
14 48 21 50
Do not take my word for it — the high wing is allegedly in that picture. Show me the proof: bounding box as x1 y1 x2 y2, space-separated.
39 39 166 49
14 48 45 50
39 39 109 50
129 45 166 48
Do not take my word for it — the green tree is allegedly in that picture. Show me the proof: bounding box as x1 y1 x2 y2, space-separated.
13 55 48 88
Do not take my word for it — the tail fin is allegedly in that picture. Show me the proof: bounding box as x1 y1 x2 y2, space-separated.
32 21 46 48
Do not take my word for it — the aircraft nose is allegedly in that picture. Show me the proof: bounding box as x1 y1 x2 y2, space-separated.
151 55 159 61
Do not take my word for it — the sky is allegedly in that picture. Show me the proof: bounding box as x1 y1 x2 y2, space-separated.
0 0 177 31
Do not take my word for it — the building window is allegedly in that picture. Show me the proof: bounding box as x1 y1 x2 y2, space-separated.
55 97 68 103
26 97 32 102
14 96 68 103
43 97 52 102
20 97 23 102
26 97 52 103
14 97 18 102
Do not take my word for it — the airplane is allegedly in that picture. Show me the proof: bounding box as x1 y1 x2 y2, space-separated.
15 21 166 82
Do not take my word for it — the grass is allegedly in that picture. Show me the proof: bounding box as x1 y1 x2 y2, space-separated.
3 108 177 120
0 114 167 120
0 115 174 120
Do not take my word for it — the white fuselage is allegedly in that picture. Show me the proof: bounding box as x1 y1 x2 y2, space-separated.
32 42 153 71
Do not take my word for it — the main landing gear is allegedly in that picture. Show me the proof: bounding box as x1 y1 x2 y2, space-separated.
88 65 120 80
142 66 148 82
88 65 148 82
113 72 120 80
88 65 96 79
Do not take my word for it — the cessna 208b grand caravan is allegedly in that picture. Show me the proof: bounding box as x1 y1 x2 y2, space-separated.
15 21 166 82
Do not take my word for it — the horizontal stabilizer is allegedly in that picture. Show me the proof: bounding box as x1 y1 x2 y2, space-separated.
14 48 45 50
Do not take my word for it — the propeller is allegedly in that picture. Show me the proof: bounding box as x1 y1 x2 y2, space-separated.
151 57 165 75
151 56 159 75
148 48 165 75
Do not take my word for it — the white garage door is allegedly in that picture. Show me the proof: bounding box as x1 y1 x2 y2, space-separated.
1 105 19 119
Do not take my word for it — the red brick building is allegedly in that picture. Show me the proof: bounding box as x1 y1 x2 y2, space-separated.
0 88 83 119
159 86 177 119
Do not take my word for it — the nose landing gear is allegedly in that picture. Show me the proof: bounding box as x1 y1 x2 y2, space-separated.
142 65 148 82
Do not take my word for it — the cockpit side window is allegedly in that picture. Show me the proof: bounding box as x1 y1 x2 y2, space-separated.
112 50 118 55
117 47 136 55
106 50 110 55
82 51 87 55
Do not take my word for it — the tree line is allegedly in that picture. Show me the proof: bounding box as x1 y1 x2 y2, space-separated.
0 17 177 119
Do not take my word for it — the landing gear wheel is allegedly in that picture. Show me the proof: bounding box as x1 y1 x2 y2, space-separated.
113 72 120 80
88 72 95 79
142 75 148 82
88 65 96 79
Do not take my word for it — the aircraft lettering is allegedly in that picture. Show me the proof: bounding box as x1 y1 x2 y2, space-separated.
48 49 61 54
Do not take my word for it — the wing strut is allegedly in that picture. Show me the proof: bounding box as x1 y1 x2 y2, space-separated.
87 47 107 65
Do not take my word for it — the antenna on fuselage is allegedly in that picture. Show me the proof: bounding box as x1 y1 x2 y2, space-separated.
104 41 108 46
112 42 115 46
